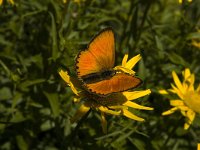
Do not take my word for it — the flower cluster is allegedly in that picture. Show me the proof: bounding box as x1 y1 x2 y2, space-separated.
59 54 153 133
159 68 200 129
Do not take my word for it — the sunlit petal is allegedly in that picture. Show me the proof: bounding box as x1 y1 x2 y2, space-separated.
122 54 129 67
122 109 144 121
162 107 178 115
59 70 70 84
197 84 200 92
159 90 169 94
180 110 187 117
172 71 184 93
114 66 135 75
124 101 153 110
101 112 107 134
123 89 151 101
191 40 200 48
73 96 81 103
59 70 79 95
177 106 190 111
99 106 121 115
109 105 127 110
124 54 141 70
70 103 90 123
170 100 184 106
9 0 14 5
171 84 184 99
169 88 176 93
182 68 191 80
184 109 195 130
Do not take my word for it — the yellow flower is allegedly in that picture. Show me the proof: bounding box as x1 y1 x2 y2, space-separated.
0 0 14 5
178 0 192 3
192 40 200 49
198 143 200 150
159 68 200 130
59 54 153 133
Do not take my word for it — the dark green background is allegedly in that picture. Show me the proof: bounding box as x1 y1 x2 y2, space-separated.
0 0 200 149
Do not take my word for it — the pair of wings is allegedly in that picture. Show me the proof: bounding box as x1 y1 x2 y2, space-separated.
76 28 141 96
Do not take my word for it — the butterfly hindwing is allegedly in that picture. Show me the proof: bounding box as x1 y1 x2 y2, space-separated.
76 28 115 78
85 73 142 95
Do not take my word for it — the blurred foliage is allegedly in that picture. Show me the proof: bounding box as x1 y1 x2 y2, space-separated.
0 0 200 149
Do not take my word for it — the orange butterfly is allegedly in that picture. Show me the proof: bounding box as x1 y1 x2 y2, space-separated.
76 28 142 96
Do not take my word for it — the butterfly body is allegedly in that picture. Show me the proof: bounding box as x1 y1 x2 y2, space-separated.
82 69 116 84
75 28 142 96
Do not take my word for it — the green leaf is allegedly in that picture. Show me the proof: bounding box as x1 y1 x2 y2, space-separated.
19 79 46 92
187 32 200 39
16 135 29 150
11 92 22 109
138 58 146 80
168 52 188 66
49 12 59 61
0 87 12 101
43 92 60 118
10 111 26 123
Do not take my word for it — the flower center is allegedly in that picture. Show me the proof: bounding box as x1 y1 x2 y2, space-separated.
184 91 200 114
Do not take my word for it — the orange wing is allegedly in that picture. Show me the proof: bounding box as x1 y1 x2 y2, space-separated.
76 28 115 78
85 73 142 95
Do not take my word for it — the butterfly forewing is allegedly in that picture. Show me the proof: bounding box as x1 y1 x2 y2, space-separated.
76 28 115 78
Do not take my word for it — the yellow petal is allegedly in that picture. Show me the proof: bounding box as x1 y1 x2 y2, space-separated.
178 0 182 3
124 54 141 70
9 0 14 5
101 112 107 134
59 70 70 84
177 106 190 111
162 107 178 115
123 101 153 110
188 74 195 85
70 103 90 123
122 54 129 67
180 110 186 117
198 143 200 150
171 84 184 99
73 96 81 103
114 66 135 75
191 40 200 48
172 71 184 94
159 90 169 94
169 100 184 106
99 106 121 115
59 70 79 95
182 68 191 80
168 89 176 93
197 84 200 92
0 0 3 5
187 74 195 92
109 105 127 110
123 89 151 101
122 109 144 121
183 91 200 114
184 109 195 130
